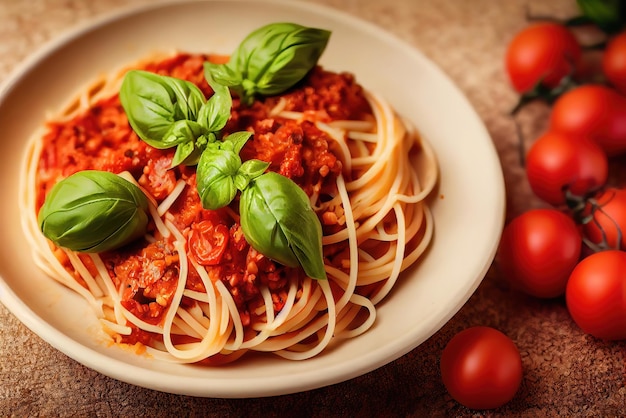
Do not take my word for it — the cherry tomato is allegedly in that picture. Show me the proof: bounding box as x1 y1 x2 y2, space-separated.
566 250 626 340
582 187 626 251
505 22 581 93
603 31 626 94
498 209 581 298
440 326 523 410
525 131 608 206
549 84 626 155
188 220 230 265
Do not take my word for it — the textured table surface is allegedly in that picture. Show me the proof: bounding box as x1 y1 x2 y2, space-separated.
2 0 625 416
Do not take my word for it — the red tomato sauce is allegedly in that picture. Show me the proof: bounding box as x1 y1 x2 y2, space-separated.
35 53 372 346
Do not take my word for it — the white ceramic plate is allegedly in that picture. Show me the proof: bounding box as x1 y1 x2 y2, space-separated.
0 0 505 398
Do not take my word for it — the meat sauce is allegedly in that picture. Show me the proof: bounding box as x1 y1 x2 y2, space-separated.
36 53 372 345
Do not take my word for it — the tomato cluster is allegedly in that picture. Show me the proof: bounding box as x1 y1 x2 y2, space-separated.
441 4 626 411
501 20 626 339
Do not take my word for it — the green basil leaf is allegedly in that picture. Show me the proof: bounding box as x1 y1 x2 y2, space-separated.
239 172 326 280
196 146 242 210
197 72 233 132
249 24 330 95
162 119 205 149
213 23 331 105
203 62 242 89
38 170 149 253
222 131 252 155
120 70 206 148
203 62 246 105
175 133 214 167
172 141 201 167
235 159 269 191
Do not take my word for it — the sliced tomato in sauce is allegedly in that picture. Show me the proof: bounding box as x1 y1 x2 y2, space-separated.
188 220 230 266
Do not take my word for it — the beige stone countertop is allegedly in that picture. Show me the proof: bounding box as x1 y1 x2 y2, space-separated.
2 0 625 416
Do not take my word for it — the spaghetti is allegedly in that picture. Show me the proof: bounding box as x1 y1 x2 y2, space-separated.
20 52 438 364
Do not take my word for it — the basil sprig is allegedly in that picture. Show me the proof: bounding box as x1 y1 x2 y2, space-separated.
196 131 255 210
205 22 331 105
119 70 232 167
38 170 150 253
195 133 327 280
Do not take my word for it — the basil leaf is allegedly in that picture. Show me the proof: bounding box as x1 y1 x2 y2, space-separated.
222 131 252 154
235 159 269 191
197 72 233 132
203 62 242 89
239 172 326 280
208 23 331 105
247 23 330 96
196 146 242 210
164 120 207 167
38 170 149 253
172 141 201 167
120 70 206 148
162 119 205 148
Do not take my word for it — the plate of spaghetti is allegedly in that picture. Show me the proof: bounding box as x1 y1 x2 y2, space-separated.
0 0 504 397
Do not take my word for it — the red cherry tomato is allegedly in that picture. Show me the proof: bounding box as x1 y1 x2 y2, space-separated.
603 31 626 94
566 250 626 340
549 84 626 155
582 187 626 251
498 209 582 298
188 220 230 265
525 131 608 206
505 22 581 93
440 326 523 410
